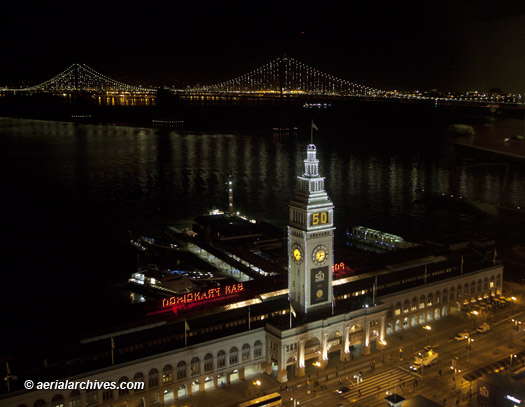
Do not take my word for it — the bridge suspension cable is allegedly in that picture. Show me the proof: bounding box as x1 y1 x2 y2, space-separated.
191 57 392 97
3 63 155 93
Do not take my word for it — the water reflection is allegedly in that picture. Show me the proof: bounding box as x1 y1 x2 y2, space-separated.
1 117 523 240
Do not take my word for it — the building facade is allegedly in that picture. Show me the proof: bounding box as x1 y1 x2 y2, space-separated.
0 144 505 407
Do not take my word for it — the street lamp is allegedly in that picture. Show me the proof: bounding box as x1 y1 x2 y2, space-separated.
423 325 432 345
379 339 387 363
451 356 459 389
509 354 517 376
249 379 261 396
313 361 321 382
466 337 474 361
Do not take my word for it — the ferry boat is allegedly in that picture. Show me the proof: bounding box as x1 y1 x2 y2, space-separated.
346 226 418 252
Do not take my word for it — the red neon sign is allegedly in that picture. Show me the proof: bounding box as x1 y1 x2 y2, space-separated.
162 283 245 308
333 262 345 272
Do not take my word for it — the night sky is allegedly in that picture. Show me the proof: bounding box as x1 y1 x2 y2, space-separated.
3 1 525 92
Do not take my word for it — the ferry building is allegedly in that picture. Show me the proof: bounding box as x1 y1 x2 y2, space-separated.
0 144 504 407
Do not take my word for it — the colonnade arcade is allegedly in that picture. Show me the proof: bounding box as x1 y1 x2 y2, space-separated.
265 307 388 383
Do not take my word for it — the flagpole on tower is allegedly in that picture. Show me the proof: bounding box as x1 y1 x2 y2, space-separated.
184 321 190 347
311 119 319 144
290 303 296 329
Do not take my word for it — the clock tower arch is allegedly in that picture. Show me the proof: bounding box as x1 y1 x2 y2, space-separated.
288 144 334 317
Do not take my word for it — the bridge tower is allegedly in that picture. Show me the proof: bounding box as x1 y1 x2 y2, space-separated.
288 144 334 317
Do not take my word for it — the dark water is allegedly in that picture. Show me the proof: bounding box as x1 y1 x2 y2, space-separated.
1 115 524 350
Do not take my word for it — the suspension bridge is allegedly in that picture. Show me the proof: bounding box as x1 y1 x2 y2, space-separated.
0 57 523 107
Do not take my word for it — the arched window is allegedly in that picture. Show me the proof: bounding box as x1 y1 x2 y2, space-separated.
230 347 239 365
149 368 159 388
450 286 455 301
411 297 418 311
204 353 213 372
496 274 501 287
427 293 433 306
217 350 226 368
133 372 145 393
51 396 64 407
254 341 262 358
457 285 462 298
86 389 98 406
470 281 475 295
435 291 441 304
394 301 401 316
191 357 200 376
477 279 482 293
403 299 410 314
242 344 251 361
484 277 489 290
442 289 448 303
177 361 187 380
118 376 129 397
419 295 426 309
163 364 173 383
68 390 81 407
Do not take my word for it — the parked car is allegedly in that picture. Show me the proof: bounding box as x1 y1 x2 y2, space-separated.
337 385 351 394
477 323 490 333
454 330 470 341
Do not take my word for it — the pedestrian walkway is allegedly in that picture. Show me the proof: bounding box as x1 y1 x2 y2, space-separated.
342 367 418 402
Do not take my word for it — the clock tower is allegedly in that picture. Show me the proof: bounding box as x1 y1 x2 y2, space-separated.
288 144 334 317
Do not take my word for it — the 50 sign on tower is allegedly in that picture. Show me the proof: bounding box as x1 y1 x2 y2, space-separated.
312 211 328 226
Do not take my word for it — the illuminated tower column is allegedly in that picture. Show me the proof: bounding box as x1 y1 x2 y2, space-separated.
298 339 306 377
380 316 386 343
321 333 329 367
277 345 288 382
342 326 350 361
288 144 334 316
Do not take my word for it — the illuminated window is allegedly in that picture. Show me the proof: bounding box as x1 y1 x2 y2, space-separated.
191 357 200 376
162 365 173 384
68 390 81 407
51 395 64 407
394 302 401 316
242 344 251 361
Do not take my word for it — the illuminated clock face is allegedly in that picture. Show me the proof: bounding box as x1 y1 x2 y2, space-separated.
312 245 327 265
292 244 303 264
